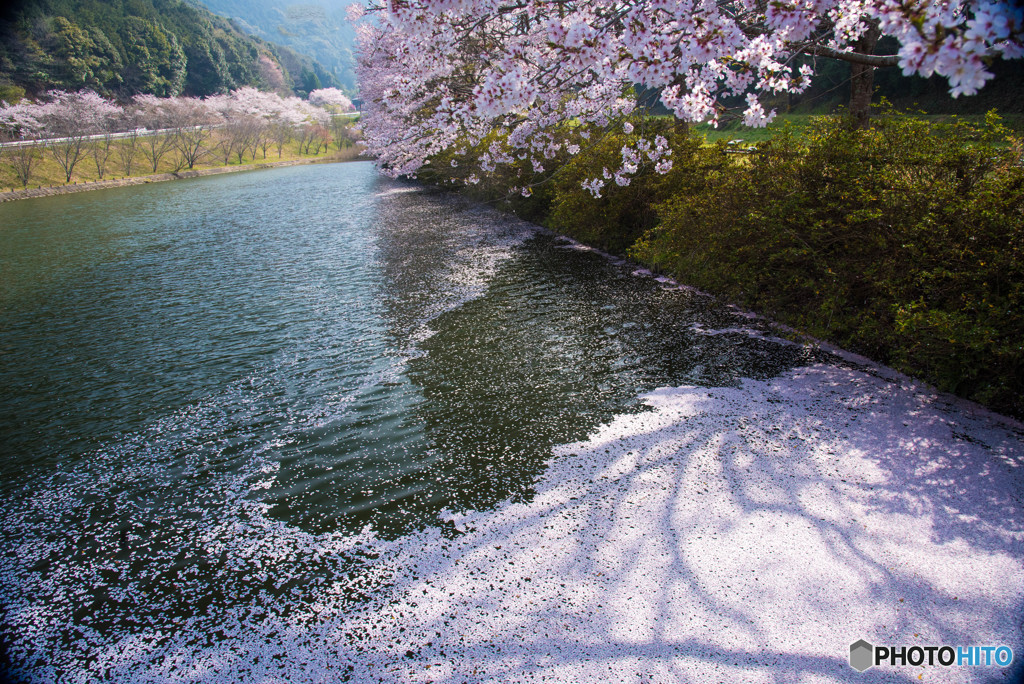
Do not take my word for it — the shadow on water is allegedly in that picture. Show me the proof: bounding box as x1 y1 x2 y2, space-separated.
402 233 829 519
261 184 830 537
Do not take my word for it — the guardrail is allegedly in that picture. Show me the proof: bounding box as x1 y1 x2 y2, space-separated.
0 112 359 150
0 126 193 149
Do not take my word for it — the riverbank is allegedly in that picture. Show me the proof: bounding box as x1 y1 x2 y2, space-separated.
421 109 1024 420
0 153 361 203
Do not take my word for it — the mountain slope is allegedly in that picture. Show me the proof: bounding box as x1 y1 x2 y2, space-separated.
0 0 338 99
191 0 357 92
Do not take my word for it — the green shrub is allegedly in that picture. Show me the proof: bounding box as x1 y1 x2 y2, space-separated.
632 109 1024 416
0 84 25 105
546 120 726 253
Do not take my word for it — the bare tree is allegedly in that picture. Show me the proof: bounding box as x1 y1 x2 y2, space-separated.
269 118 292 159
90 135 114 179
258 125 274 159
133 95 177 173
330 115 359 150
246 118 267 161
166 97 215 170
89 102 123 180
292 120 312 156
139 131 175 173
115 129 140 177
309 123 331 154
9 142 41 188
233 115 262 164
213 128 238 166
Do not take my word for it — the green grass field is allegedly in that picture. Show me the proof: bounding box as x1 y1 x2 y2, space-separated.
690 111 1024 147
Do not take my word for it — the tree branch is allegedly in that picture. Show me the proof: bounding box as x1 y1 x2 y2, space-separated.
801 45 899 67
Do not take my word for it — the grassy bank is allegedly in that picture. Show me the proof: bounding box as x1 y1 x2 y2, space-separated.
0 137 363 194
690 111 1024 146
425 109 1024 418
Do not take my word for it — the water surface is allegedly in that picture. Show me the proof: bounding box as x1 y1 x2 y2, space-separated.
0 162 830 680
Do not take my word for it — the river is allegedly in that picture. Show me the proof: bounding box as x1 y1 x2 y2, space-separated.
1 162 1021 683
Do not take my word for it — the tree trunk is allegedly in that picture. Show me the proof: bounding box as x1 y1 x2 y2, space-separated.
849 24 881 129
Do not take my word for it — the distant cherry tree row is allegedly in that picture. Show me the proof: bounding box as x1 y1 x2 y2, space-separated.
0 88 357 188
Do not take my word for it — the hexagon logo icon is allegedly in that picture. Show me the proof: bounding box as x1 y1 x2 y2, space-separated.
850 640 874 672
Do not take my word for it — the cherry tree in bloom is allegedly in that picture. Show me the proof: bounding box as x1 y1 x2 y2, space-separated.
0 99 46 188
228 88 295 158
0 90 121 184
310 87 361 150
354 0 1023 190
308 88 356 112
35 90 121 182
163 96 218 170
206 90 261 165
0 87 347 184
0 100 43 143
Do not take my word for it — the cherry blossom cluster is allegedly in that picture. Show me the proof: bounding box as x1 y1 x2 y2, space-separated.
580 128 674 197
0 90 119 139
0 88 349 141
308 88 357 111
354 0 1023 190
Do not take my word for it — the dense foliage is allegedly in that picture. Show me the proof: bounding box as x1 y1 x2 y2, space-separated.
630 111 1024 416
0 0 337 99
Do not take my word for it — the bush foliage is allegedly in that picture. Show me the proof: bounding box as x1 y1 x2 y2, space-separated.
630 109 1024 416
546 119 723 254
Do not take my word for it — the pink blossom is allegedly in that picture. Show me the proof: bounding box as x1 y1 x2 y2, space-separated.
353 0 1022 186
582 177 604 198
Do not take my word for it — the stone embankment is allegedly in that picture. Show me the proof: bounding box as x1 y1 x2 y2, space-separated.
0 158 335 202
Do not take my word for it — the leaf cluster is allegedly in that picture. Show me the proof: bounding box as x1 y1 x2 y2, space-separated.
547 118 725 254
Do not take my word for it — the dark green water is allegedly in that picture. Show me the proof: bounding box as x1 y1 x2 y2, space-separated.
0 162 826 679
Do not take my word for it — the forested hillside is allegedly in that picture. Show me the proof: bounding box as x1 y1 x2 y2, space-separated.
193 0 358 92
0 0 338 102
